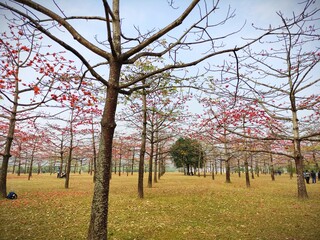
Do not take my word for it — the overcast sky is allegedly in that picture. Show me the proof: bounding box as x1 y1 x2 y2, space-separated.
0 0 318 125
0 0 309 61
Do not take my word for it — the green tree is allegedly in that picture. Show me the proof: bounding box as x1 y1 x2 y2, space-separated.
170 137 204 175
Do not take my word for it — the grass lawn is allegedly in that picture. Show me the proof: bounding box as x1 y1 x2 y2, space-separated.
0 172 319 240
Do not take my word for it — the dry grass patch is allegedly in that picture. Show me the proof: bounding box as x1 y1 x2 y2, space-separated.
0 172 319 239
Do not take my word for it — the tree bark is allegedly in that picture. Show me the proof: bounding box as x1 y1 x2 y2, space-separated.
138 84 147 199
58 139 64 178
225 160 231 183
245 159 250 188
91 120 97 182
0 76 18 198
288 160 293 179
250 154 254 179
154 127 159 183
131 148 135 176
148 131 154 188
224 141 231 183
17 157 21 176
28 144 36 180
118 146 122 177
65 108 74 189
154 145 158 183
87 58 121 239
211 162 215 180
11 158 16 174
270 152 275 181
290 70 308 198
255 161 260 177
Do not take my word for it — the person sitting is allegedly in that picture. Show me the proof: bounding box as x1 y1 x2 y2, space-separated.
6 191 18 199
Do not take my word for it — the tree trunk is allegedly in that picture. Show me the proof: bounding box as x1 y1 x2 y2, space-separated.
17 157 21 176
223 130 231 182
58 142 64 178
74 161 77 174
91 117 97 182
28 145 36 180
88 157 92 175
79 159 83 174
294 144 308 199
245 160 250 187
0 154 10 198
290 88 308 198
270 152 275 181
131 148 135 176
148 129 154 188
215 160 218 176
87 81 119 239
138 84 147 199
158 156 161 180
288 160 293 179
255 161 260 177
114 157 117 175
65 108 74 189
154 149 158 183
154 129 159 183
198 147 201 177
50 159 56 176
118 148 122 177
160 145 166 177
24 156 28 174
12 157 16 174
161 157 166 176
37 162 41 174
0 68 19 198
250 154 254 179
225 160 231 183
211 162 215 180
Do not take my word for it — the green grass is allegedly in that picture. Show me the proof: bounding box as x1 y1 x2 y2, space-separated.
0 172 319 240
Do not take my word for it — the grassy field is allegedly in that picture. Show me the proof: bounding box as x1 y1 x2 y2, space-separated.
0 172 319 240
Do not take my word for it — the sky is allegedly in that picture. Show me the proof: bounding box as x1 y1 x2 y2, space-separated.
0 0 305 50
0 0 309 76
0 0 319 131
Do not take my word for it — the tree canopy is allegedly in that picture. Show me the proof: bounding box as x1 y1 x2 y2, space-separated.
170 137 204 175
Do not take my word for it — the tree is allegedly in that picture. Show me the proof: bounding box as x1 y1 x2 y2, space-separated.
0 1 291 238
25 129 46 180
211 1 320 198
0 24 77 197
119 59 184 197
63 97 99 189
121 76 187 194
199 98 238 183
170 137 204 175
199 95 275 184
145 90 187 186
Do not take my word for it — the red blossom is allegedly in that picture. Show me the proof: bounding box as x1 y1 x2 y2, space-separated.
33 86 40 95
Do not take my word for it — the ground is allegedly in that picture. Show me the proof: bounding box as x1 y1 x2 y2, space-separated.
0 172 319 239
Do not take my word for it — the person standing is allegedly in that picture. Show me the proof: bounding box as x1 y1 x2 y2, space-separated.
311 170 316 184
304 170 310 184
